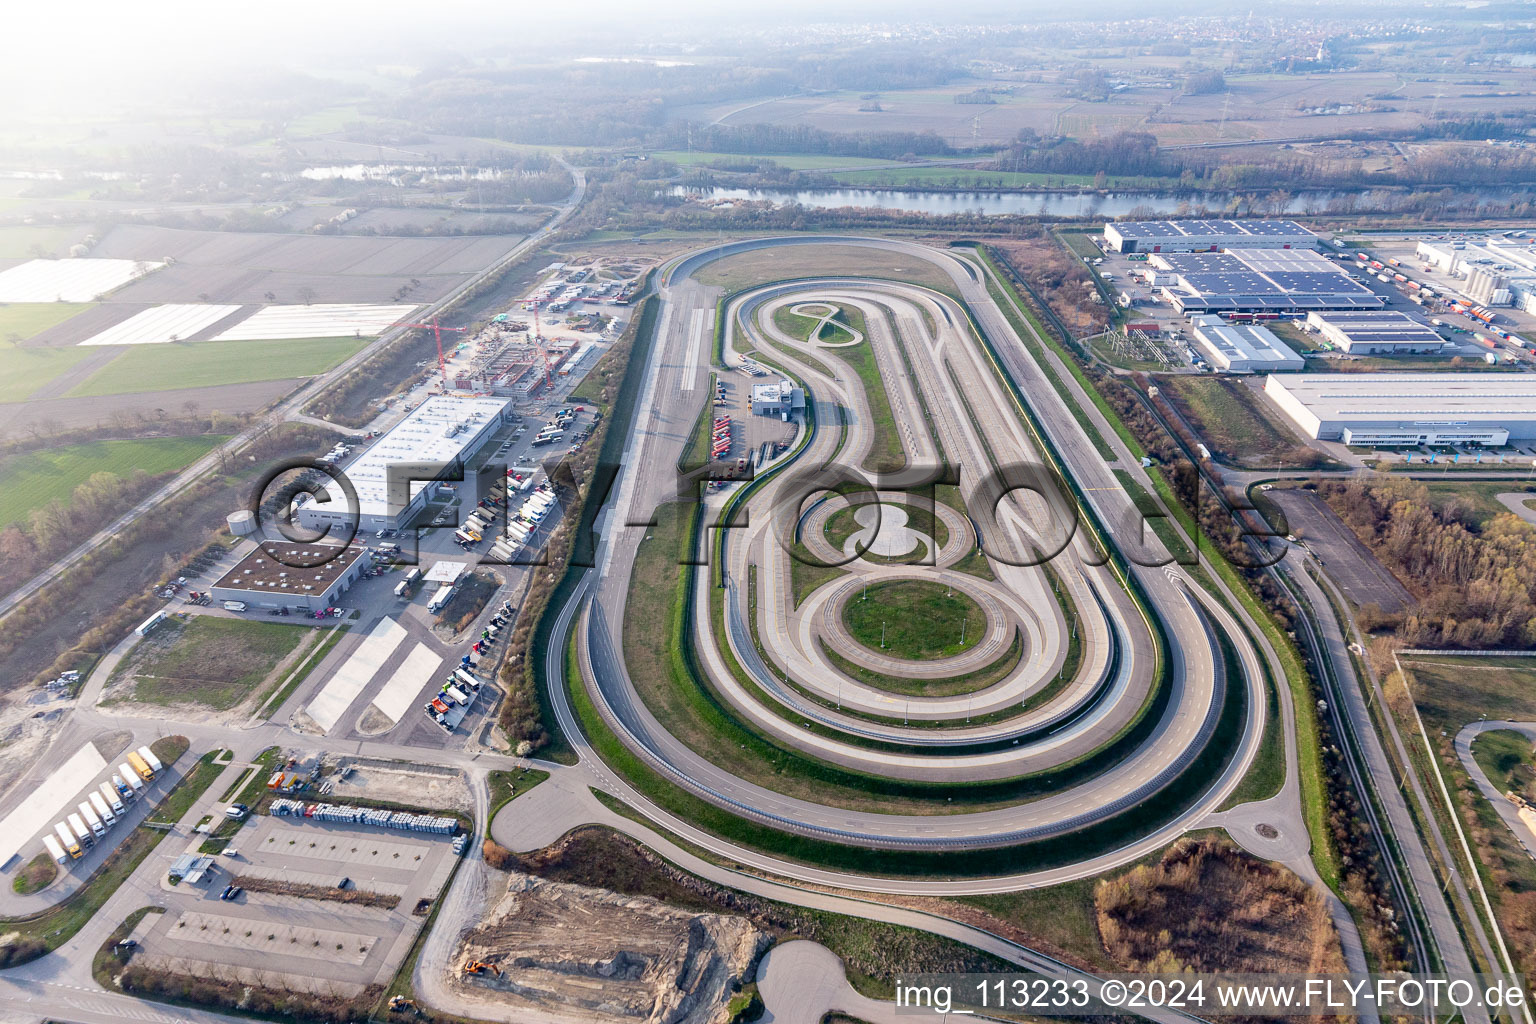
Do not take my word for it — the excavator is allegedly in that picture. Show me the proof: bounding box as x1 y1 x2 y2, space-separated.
463 960 502 977
387 995 421 1015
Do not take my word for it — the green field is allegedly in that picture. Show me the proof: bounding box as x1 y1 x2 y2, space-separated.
1472 730 1534 799
843 580 985 661
650 150 903 171
0 346 99 403
0 302 102 401
68 337 368 397
1419 481 1536 528
0 435 227 528
0 225 95 259
1160 376 1329 469
1401 656 1536 735
0 303 94 341
117 616 313 710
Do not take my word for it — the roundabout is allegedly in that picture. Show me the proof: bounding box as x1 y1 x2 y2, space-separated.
549 234 1272 877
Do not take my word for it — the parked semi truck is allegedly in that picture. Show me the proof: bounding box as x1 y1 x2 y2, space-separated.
67 813 94 848
89 791 116 827
125 750 155 782
100 781 126 815
119 764 146 794
441 684 470 706
111 774 134 801
42 832 68 865
137 745 164 775
454 668 482 691
78 802 105 837
55 821 82 859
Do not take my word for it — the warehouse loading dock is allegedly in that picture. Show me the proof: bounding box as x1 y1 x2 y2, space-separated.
1263 373 1536 446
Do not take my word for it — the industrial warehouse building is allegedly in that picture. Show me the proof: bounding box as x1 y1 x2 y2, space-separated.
1103 219 1318 254
1151 249 1385 315
1263 373 1536 447
1416 237 1536 309
1305 311 1446 355
1189 315 1303 372
296 395 512 534
210 542 373 611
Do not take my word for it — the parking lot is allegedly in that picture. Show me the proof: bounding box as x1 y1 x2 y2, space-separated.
130 813 457 997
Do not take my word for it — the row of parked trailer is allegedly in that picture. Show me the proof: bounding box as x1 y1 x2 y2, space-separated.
268 798 459 835
710 416 733 460
485 485 556 565
42 746 162 864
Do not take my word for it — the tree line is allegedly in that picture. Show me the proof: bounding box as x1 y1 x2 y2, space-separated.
1317 476 1536 649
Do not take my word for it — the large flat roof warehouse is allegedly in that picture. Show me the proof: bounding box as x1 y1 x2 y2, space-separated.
1305 311 1446 354
1263 373 1536 445
1104 219 1317 253
76 304 244 346
0 257 165 302
308 395 511 523
210 304 421 342
1189 316 1303 372
1152 249 1384 315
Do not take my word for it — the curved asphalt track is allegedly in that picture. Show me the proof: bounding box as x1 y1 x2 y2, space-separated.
564 234 1270 850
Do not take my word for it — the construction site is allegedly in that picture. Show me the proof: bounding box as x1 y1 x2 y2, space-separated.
451 871 767 1024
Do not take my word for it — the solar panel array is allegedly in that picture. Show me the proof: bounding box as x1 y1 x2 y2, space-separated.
1155 248 1383 312
1307 311 1442 348
1111 219 1312 239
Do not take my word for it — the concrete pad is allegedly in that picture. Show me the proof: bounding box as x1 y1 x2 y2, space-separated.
304 617 407 732
167 909 377 966
0 741 107 865
370 642 442 724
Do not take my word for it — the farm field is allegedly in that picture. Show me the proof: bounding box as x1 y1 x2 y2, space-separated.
209 303 418 341
0 225 97 260
66 336 367 397
77 303 242 346
0 435 228 528
0 258 163 303
92 224 524 305
0 302 95 341
0 344 100 403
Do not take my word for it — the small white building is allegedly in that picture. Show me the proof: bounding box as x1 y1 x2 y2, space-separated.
750 378 805 420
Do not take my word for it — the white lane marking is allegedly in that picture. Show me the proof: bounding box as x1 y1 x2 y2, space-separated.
680 307 707 392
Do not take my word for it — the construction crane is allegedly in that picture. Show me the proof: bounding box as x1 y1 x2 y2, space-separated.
398 316 469 388
527 297 555 391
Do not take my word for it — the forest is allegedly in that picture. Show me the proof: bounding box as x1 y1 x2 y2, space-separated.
1317 476 1536 649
